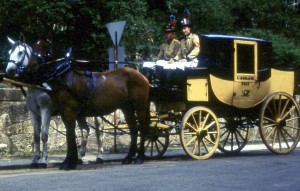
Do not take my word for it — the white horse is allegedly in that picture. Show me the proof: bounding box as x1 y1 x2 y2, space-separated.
6 33 104 167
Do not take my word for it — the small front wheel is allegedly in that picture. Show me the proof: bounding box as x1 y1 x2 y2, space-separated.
180 106 220 159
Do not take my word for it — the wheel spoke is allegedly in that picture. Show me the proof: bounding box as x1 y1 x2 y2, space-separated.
263 116 276 123
201 113 210 130
186 135 197 147
279 98 290 118
234 131 241 148
202 139 209 153
204 136 216 145
185 122 198 132
281 127 297 142
279 128 290 149
262 123 276 131
203 121 216 130
265 124 276 140
191 112 199 130
272 128 278 147
192 138 198 155
285 124 300 130
236 128 247 142
267 101 276 119
222 130 231 148
220 128 229 138
281 105 296 121
272 98 279 117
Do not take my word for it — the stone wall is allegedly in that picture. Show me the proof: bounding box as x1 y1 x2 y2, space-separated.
0 88 130 158
0 88 68 157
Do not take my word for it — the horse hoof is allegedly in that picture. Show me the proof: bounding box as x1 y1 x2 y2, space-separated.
30 163 39 169
95 158 104 164
122 157 133 165
134 158 144 164
78 159 83 164
59 160 77 170
38 163 47 168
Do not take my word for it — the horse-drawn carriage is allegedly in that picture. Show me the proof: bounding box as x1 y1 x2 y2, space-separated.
3 33 300 169
142 34 300 160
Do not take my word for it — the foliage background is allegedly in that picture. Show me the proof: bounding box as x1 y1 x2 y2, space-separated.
0 0 299 69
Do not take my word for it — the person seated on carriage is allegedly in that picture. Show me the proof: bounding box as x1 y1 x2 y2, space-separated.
142 15 180 82
153 9 200 87
169 9 200 70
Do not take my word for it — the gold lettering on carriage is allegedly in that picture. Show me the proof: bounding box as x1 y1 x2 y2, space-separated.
237 76 254 80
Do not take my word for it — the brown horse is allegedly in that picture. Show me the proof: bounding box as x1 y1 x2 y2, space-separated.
6 35 150 170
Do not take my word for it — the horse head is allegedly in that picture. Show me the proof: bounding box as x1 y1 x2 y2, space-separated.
6 33 32 76
6 32 54 77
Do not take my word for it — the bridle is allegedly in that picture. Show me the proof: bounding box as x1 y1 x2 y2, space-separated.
8 41 32 74
32 39 53 65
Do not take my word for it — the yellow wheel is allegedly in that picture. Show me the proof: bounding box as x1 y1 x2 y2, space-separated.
180 106 220 159
259 92 300 154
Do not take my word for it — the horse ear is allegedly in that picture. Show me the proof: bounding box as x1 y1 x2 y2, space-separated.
46 31 53 43
19 32 25 44
7 36 15 45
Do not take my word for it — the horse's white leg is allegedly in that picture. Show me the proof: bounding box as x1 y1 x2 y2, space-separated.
29 111 41 166
77 117 90 162
38 109 51 167
95 117 104 163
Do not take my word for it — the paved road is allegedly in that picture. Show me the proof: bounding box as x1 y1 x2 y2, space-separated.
1 145 300 191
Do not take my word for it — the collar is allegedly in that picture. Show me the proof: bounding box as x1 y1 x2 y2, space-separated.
185 33 193 39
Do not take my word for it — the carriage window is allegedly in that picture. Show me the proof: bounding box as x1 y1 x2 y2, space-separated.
236 44 254 73
234 40 257 82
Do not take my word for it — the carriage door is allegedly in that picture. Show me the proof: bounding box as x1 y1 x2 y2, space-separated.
232 40 262 108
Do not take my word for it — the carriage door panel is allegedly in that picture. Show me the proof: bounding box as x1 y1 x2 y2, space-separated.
187 78 208 101
232 40 269 108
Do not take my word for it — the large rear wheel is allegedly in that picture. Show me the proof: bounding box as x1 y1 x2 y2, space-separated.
180 106 220 159
259 92 300 154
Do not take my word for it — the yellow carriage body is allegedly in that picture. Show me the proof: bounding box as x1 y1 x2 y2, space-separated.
186 36 295 108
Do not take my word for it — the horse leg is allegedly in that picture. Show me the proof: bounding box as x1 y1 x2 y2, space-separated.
134 99 150 164
29 112 41 168
135 107 149 164
76 116 90 164
38 109 51 168
95 117 104 164
121 106 138 164
59 113 78 170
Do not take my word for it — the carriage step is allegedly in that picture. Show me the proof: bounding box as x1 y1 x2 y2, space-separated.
149 123 170 129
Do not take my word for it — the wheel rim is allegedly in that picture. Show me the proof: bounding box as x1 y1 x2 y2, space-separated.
218 117 249 153
180 106 220 160
259 92 300 154
143 127 169 159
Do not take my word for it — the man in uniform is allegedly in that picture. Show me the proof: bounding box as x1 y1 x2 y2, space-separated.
171 9 200 69
156 15 180 62
143 15 180 80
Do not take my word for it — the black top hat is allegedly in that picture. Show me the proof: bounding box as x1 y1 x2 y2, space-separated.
180 9 192 27
165 15 177 32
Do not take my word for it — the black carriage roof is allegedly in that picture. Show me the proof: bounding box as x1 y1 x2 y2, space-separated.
201 34 271 43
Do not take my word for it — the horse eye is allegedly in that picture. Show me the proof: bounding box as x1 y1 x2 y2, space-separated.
18 51 23 56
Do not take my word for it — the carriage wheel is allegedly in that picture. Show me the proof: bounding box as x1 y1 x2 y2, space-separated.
180 106 220 160
259 92 300 154
142 126 169 159
218 117 250 154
